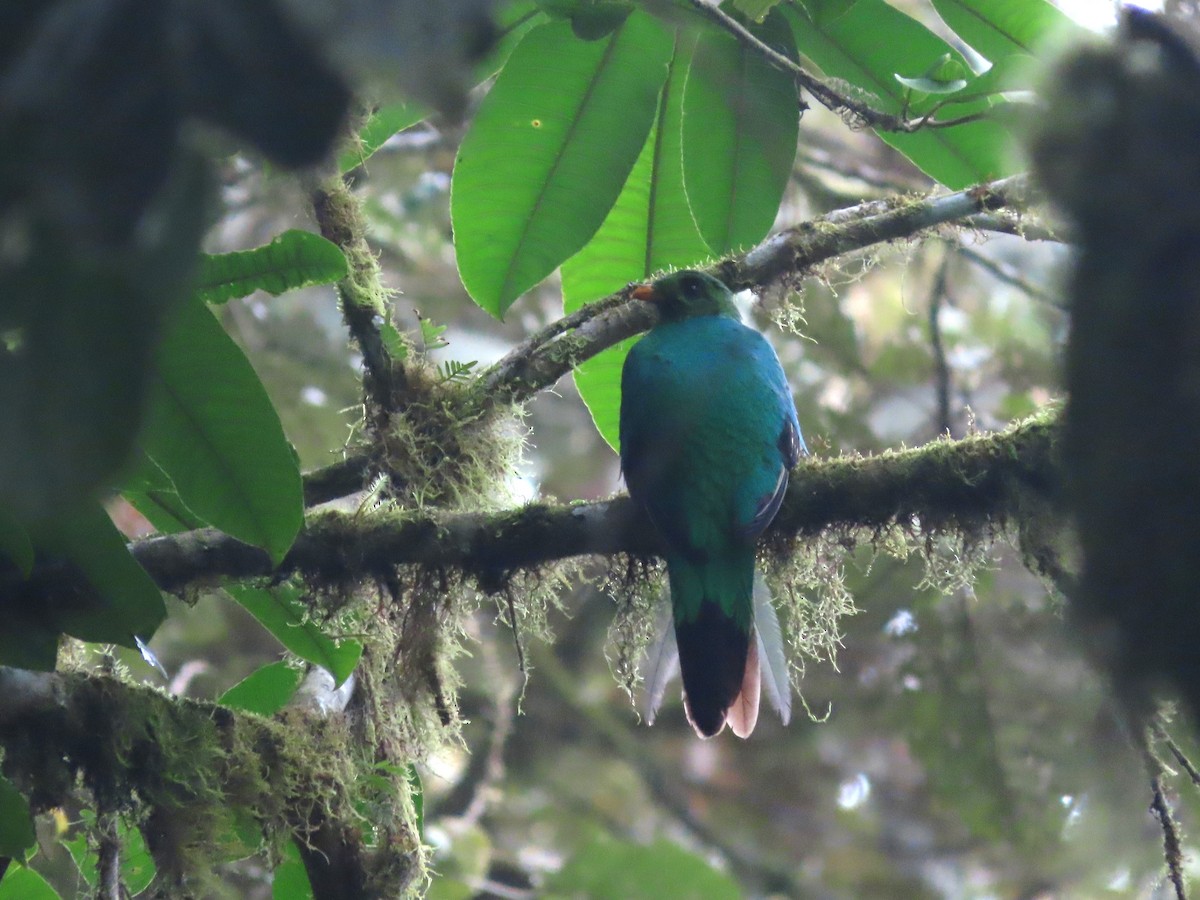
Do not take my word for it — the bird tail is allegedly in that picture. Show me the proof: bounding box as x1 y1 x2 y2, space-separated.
643 565 791 738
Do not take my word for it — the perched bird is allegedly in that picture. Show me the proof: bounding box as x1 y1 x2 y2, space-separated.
620 270 804 738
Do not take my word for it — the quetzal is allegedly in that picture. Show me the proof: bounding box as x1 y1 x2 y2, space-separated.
620 270 804 738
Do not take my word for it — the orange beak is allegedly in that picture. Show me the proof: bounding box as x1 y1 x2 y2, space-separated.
630 284 658 302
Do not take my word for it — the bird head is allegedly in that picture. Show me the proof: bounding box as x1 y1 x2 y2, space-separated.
630 270 740 322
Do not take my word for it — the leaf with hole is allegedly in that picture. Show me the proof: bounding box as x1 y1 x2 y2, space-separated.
452 12 673 318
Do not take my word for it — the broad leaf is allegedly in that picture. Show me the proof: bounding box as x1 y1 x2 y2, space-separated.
682 10 800 254
339 102 428 174
0 777 34 857
562 30 708 452
786 0 1016 188
195 230 348 305
273 841 315 900
0 866 58 899
141 302 303 563
452 12 673 317
122 452 208 534
227 585 361 686
29 502 166 649
219 661 302 715
931 0 1089 67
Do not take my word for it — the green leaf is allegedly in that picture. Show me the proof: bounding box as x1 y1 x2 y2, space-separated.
195 231 348 305
219 661 302 715
931 0 1089 66
28 502 166 648
64 812 155 894
227 585 362 686
682 10 799 254
0 866 58 900
339 102 428 174
273 840 315 900
452 12 673 318
0 507 33 577
562 29 708 452
0 777 35 857
896 53 969 94
121 452 208 534
408 766 424 836
546 834 739 899
141 302 304 564
786 0 1016 188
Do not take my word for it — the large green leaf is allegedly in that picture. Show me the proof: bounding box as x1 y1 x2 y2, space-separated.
195 230 348 305
218 661 302 715
273 840 315 900
785 0 1016 188
562 30 709 452
546 834 739 899
452 12 673 318
29 502 167 648
931 0 1088 66
227 585 362 686
682 10 800 254
141 302 303 564
0 866 58 900
121 452 208 534
0 777 34 858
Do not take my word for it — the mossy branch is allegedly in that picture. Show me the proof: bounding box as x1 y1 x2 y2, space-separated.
117 411 1061 595
311 175 406 432
301 173 1038 505
474 174 1032 410
0 667 414 898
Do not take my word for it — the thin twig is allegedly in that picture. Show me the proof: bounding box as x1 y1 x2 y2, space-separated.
928 252 954 438
686 0 989 132
311 176 406 430
1143 726 1189 900
957 246 1062 308
96 810 122 900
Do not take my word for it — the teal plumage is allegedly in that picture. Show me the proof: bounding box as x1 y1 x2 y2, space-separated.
620 270 804 738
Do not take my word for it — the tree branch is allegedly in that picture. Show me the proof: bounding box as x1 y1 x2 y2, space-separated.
685 0 990 132
105 411 1060 596
0 667 407 898
472 174 1032 409
300 174 1036 504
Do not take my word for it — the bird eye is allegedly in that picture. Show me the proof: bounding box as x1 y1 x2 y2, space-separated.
681 274 701 296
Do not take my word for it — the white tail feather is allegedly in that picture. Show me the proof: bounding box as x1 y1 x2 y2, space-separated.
642 593 679 726
753 573 792 726
725 636 760 738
